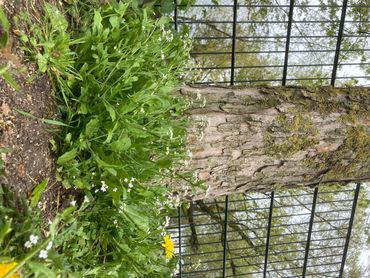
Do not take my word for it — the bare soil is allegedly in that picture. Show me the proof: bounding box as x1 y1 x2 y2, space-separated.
1 0 73 219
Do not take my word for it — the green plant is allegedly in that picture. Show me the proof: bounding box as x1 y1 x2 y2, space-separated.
0 7 10 48
8 0 193 276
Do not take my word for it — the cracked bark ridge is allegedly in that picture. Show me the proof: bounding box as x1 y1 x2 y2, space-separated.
180 86 370 200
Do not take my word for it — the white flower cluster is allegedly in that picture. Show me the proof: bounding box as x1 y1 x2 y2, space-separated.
162 29 173 42
118 204 126 214
100 181 108 192
39 241 53 259
124 177 135 192
24 234 39 249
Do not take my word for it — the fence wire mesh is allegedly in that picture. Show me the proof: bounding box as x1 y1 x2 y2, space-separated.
164 0 369 276
169 184 361 277
168 0 370 86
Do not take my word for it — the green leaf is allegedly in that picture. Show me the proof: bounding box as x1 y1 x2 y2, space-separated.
27 261 56 278
41 118 70 127
36 53 48 73
123 205 149 231
109 16 119 28
160 0 175 13
93 10 103 34
0 65 20 91
0 7 10 48
85 118 100 137
104 102 116 122
0 218 12 245
30 178 49 208
109 135 131 152
57 148 77 165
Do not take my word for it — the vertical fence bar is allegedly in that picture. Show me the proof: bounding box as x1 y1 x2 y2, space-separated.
282 0 295 86
331 0 348 86
302 187 319 278
177 206 182 278
339 183 361 278
263 191 274 278
230 0 238 85
173 0 178 31
222 195 229 277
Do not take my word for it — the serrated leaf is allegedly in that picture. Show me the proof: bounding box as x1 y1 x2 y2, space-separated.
30 178 48 208
57 148 77 165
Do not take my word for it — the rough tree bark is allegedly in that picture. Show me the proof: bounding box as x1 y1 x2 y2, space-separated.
180 86 370 200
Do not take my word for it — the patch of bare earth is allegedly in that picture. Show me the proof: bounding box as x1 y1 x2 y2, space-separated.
1 0 73 218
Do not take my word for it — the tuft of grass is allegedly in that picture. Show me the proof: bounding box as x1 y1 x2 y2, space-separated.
3 0 195 277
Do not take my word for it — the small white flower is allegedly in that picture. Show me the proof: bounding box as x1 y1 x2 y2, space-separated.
70 200 76 206
39 249 48 259
100 181 108 192
30 235 39 245
124 178 128 183
140 107 145 113
161 50 165 61
84 196 90 203
112 187 117 192
128 183 133 188
113 219 118 225
128 188 131 193
164 216 171 227
94 189 99 193
24 241 32 249
46 241 53 250
130 177 135 182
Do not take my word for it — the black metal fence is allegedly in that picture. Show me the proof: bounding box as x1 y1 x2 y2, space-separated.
171 0 370 87
168 184 361 277
165 0 369 276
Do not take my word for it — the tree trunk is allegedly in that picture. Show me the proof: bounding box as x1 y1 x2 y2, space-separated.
180 86 370 200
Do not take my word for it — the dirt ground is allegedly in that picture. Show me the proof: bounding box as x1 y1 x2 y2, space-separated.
1 0 72 218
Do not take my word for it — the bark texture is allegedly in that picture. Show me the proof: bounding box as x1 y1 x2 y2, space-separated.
180 86 370 199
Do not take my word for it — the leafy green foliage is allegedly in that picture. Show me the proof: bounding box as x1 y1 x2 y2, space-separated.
7 0 192 276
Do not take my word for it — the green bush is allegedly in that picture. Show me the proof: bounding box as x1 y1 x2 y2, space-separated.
2 1 193 276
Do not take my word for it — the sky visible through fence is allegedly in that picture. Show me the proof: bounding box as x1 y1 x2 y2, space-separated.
166 0 370 277
168 184 366 277
173 0 370 87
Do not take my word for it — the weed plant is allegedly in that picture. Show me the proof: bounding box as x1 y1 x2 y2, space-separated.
1 0 193 277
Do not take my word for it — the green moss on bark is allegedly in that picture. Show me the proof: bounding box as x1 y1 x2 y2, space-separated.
264 113 319 158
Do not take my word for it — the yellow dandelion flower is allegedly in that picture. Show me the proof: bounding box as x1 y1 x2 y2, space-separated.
162 234 174 259
0 261 20 278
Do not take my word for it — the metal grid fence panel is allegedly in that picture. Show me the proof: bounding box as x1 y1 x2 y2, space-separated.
168 184 361 277
165 0 368 276
170 0 370 86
